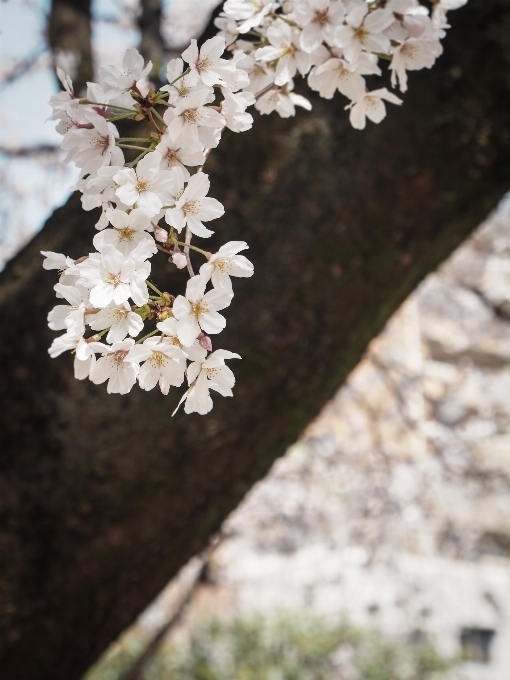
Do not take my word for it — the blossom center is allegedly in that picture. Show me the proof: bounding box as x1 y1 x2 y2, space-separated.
166 149 181 164
181 108 198 124
281 44 296 58
191 300 207 317
112 308 128 322
149 351 167 368
183 199 200 215
92 134 110 151
136 179 149 192
213 257 231 274
364 96 378 110
104 271 121 286
314 10 329 25
117 227 136 242
354 27 368 43
206 367 219 379
196 56 212 73
112 349 128 365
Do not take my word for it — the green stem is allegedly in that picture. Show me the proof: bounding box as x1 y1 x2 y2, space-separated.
127 147 151 168
175 241 210 257
169 68 190 86
147 280 164 296
135 329 159 344
117 137 153 142
107 113 138 122
117 144 151 151
152 107 167 128
81 100 138 113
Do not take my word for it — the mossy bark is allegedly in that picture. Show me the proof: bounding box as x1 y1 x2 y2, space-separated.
1 2 510 677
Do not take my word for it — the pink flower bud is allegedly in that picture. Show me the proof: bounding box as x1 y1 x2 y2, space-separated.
172 252 187 269
198 333 213 352
153 225 168 243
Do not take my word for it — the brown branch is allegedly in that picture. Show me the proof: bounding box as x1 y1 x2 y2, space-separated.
0 46 49 88
0 145 60 158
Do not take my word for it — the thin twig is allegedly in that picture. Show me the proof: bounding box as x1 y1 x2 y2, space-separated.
184 225 194 277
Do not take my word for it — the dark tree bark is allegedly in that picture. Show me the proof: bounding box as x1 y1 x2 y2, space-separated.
48 0 93 96
1 1 510 677
138 0 167 87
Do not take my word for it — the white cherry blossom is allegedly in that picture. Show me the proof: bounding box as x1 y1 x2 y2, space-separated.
155 134 205 179
156 318 208 361
77 241 154 307
62 110 119 174
163 90 226 152
293 0 346 53
308 53 380 100
88 302 144 343
255 83 312 118
347 88 403 130
93 209 153 255
41 251 78 287
89 339 138 394
162 58 214 105
114 152 176 217
172 275 233 347
165 172 225 238
200 241 254 291
182 37 235 88
48 67 74 113
334 6 394 63
220 89 255 132
98 47 152 91
47 283 88 336
223 0 275 32
236 54 274 94
180 349 241 415
390 37 443 92
128 337 186 394
255 19 312 87
214 15 240 46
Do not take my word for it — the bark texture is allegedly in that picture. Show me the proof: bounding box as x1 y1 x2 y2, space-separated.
138 0 167 87
1 1 510 677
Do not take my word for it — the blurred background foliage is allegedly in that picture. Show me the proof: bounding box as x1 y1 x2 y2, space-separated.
84 612 457 680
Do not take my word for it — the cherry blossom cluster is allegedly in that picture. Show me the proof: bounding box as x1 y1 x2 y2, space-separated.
216 0 467 126
44 40 255 414
43 0 466 415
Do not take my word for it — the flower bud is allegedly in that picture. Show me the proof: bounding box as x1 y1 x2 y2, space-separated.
153 225 168 243
157 308 173 322
172 252 187 269
198 333 213 352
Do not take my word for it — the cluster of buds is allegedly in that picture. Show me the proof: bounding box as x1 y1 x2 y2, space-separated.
43 0 466 414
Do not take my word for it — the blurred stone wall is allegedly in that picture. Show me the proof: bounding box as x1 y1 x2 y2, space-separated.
136 198 510 680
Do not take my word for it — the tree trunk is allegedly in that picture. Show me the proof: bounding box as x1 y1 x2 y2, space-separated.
48 0 93 96
138 0 168 88
1 1 510 677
